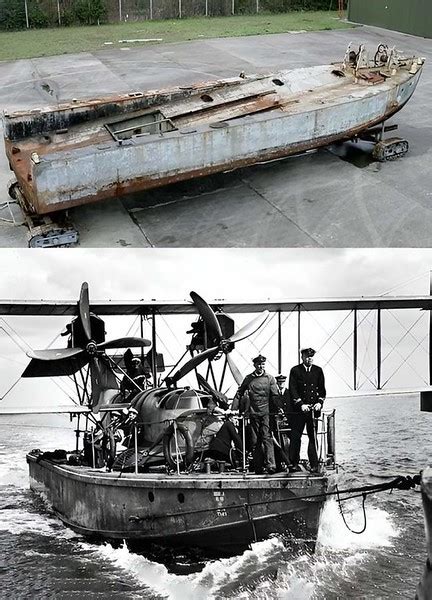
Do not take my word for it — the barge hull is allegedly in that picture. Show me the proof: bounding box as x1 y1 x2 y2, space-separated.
27 453 327 554
5 58 423 215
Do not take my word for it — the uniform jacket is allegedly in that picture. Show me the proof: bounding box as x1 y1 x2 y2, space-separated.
209 420 242 455
288 364 326 411
237 372 279 415
273 388 293 415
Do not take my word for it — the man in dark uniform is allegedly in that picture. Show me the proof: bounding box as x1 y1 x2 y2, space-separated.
207 417 243 467
288 348 326 473
271 374 293 470
236 355 278 474
201 399 242 468
120 350 147 401
275 374 292 415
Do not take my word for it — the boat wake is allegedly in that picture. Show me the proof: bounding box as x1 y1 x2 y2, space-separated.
317 497 399 550
0 506 58 536
83 498 399 600
0 424 401 599
0 457 29 488
89 537 286 600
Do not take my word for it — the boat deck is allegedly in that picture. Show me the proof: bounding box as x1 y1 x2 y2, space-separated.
5 62 413 161
34 459 325 488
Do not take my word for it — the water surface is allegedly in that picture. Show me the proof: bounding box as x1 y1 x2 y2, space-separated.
0 394 430 599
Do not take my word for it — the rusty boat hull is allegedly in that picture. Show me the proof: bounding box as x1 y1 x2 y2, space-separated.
4 49 424 215
27 451 328 554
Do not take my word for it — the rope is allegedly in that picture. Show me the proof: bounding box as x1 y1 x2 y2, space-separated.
336 487 367 534
244 502 258 542
0 199 24 225
127 474 421 523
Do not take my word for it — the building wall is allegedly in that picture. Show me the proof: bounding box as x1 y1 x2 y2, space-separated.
348 0 432 39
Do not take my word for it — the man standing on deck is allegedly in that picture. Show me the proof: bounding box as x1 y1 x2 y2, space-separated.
236 355 278 474
272 374 293 470
275 374 292 417
288 348 326 473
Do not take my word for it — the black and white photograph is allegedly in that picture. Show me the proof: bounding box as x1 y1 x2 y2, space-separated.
0 248 432 598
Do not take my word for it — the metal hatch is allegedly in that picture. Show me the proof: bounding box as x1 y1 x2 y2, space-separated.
106 110 177 141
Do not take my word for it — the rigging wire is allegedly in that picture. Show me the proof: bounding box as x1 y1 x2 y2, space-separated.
358 310 377 390
380 311 428 387
381 332 429 388
306 310 355 389
253 310 277 351
158 313 186 360
0 320 33 352
379 270 429 296
0 317 76 403
0 377 22 400
359 310 428 390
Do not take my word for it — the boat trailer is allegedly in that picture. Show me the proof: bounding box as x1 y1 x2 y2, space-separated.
7 179 79 247
356 123 409 161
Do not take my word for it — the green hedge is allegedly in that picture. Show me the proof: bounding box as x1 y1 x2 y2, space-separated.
0 0 26 29
0 0 345 31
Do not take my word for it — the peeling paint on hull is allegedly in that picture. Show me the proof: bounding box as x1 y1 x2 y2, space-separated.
4 54 424 215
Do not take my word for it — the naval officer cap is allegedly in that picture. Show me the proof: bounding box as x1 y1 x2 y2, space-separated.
275 374 287 382
301 348 316 357
252 354 266 364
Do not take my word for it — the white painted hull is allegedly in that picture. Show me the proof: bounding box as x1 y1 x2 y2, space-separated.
4 57 424 214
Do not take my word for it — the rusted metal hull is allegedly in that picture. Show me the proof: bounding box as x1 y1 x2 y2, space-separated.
27 452 328 554
418 468 432 600
5 54 424 215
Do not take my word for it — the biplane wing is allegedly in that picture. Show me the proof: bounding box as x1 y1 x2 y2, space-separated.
1 296 432 316
0 405 90 414
2 291 432 398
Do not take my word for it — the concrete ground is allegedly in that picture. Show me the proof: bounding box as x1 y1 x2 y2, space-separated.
0 24 431 247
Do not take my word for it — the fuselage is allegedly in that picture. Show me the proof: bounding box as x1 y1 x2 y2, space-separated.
127 386 214 447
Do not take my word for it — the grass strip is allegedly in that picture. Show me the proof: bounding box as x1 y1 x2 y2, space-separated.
0 11 353 61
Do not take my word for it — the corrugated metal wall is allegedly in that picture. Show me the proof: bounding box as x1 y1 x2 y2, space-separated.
348 0 432 39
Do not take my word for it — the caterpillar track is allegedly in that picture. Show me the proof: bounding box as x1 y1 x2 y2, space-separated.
8 179 79 248
372 137 409 162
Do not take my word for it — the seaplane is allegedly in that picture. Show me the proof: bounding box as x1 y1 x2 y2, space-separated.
22 283 272 472
2 282 432 580
0 282 340 555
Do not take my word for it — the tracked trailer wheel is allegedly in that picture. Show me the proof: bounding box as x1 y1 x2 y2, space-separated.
26 216 79 248
372 137 409 162
7 178 79 248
